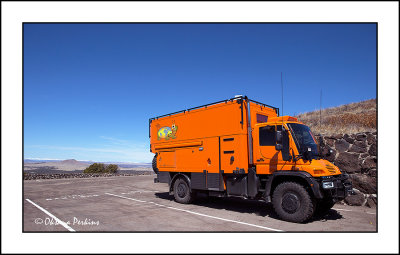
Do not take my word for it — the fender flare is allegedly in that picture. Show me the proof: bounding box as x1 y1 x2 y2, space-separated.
169 173 192 193
264 171 323 199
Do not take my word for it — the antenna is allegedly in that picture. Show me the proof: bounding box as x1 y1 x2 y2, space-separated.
281 72 284 128
320 89 322 134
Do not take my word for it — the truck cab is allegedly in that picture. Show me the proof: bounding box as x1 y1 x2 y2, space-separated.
253 116 341 176
252 116 352 221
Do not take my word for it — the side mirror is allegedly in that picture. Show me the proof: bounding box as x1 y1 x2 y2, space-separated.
276 130 282 143
304 148 313 161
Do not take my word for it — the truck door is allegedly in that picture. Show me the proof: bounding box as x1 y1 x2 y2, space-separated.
253 125 281 174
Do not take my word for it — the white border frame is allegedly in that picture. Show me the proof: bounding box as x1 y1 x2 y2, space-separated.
2 1 399 253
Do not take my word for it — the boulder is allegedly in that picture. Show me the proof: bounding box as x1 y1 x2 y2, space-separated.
335 139 350 153
348 141 368 153
367 133 376 145
344 189 365 206
355 133 367 142
366 196 377 208
325 138 335 147
355 140 367 148
362 157 377 171
369 143 377 156
343 134 355 143
335 152 361 173
350 174 377 194
368 168 377 177
333 134 343 139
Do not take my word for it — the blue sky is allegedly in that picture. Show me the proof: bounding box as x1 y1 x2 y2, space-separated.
23 23 376 163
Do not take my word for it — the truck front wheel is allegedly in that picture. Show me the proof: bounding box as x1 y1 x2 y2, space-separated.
272 182 315 223
173 177 194 204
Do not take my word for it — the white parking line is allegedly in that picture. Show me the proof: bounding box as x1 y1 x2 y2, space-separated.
334 208 353 212
45 194 101 201
334 207 376 215
25 199 75 232
105 192 283 232
121 190 160 195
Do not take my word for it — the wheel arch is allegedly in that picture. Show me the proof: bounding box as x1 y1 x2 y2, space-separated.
264 171 323 199
169 173 191 193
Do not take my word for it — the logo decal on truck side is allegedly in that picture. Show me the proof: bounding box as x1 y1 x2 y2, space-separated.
157 122 178 140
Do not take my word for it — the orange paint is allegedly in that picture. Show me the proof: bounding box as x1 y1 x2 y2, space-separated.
150 97 342 177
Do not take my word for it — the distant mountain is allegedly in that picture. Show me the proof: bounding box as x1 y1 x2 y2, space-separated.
61 159 78 163
24 158 152 173
24 159 150 165
24 159 90 172
59 159 89 165
24 159 63 163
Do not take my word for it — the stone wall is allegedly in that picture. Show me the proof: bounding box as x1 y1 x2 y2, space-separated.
23 172 153 180
315 132 377 207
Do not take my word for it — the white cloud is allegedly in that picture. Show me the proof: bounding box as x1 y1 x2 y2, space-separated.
26 144 153 163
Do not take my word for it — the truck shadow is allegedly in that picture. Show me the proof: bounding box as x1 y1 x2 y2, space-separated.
154 192 343 223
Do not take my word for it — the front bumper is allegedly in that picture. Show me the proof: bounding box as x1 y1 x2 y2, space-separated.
318 173 353 201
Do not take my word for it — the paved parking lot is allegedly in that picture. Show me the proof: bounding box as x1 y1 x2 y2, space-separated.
24 175 377 232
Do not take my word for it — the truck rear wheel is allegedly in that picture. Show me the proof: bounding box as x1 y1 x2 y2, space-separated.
152 153 159 174
173 177 194 204
272 182 315 223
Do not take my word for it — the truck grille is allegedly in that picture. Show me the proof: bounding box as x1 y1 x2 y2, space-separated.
325 165 336 174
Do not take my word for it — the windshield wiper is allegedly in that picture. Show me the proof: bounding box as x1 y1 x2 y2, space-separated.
293 154 303 161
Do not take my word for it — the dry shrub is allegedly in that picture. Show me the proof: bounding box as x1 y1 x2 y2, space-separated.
325 112 376 128
295 99 376 135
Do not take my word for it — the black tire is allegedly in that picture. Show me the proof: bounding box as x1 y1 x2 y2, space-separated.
173 177 194 204
272 182 315 223
315 199 335 216
152 154 159 174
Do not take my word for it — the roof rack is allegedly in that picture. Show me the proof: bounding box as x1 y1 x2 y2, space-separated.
149 95 279 121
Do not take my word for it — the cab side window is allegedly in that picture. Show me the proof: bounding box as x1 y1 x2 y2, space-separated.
259 125 275 146
256 114 268 123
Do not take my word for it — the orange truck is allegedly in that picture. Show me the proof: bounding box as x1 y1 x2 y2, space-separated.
149 96 353 223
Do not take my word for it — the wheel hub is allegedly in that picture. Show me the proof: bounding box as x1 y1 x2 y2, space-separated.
282 192 300 213
177 183 187 198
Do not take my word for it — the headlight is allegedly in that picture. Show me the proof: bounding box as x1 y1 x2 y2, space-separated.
322 181 334 189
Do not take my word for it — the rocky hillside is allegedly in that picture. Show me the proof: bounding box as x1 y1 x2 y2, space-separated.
296 99 376 135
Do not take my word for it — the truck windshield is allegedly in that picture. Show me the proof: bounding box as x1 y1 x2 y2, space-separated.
287 123 319 159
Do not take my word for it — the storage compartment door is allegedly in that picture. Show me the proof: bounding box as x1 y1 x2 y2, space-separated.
158 151 176 168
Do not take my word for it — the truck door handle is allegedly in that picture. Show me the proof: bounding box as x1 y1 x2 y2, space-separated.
257 158 264 162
